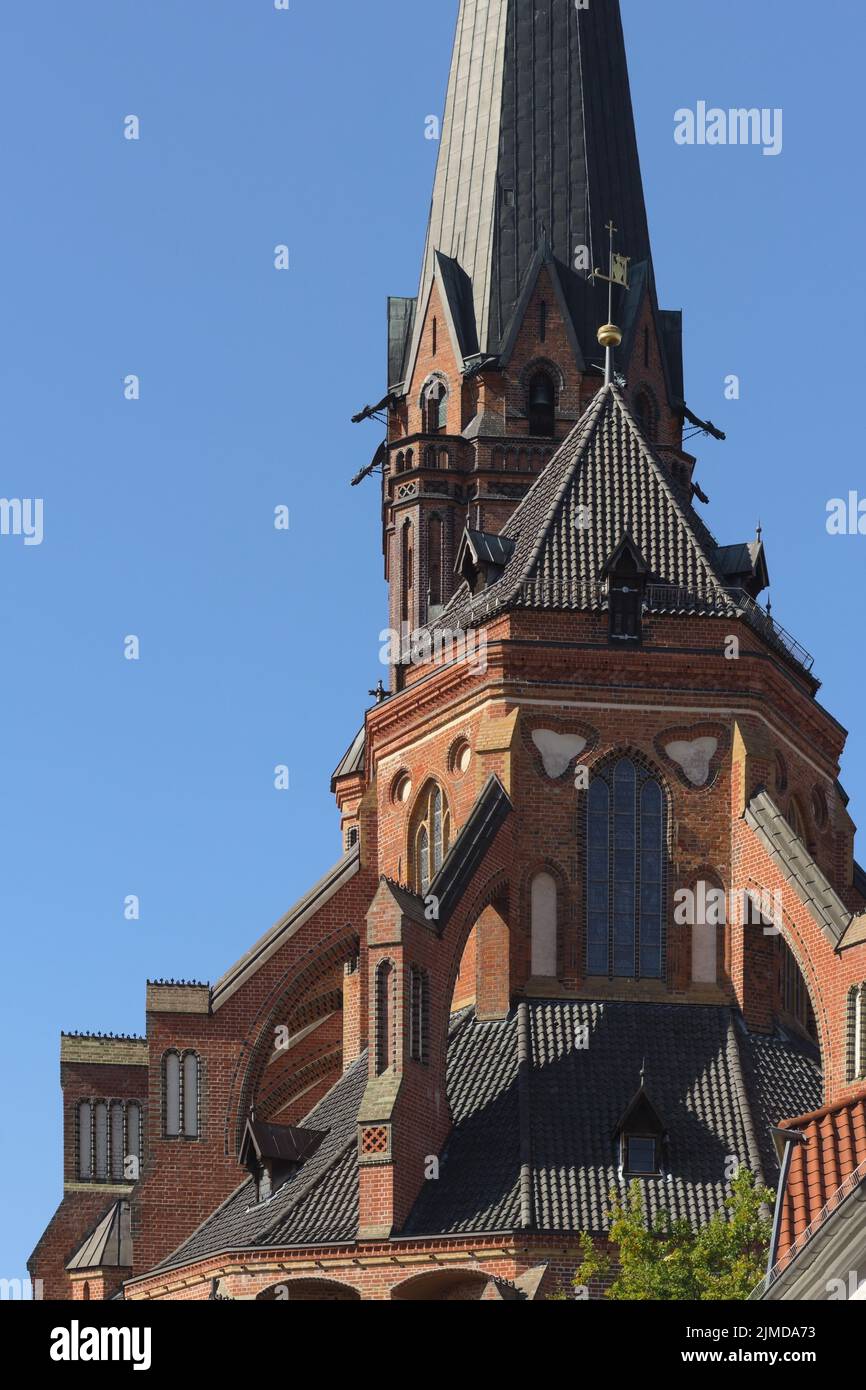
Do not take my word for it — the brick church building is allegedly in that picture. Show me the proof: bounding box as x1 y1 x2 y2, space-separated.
30 0 866 1302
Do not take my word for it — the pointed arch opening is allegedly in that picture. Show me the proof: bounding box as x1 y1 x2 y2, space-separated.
410 782 452 895
527 369 555 437
586 756 669 980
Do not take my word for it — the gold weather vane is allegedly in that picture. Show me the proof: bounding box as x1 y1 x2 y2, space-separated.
592 220 630 385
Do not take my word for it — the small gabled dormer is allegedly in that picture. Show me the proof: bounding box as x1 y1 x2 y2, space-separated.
601 534 649 645
614 1075 668 1178
239 1116 328 1203
455 528 515 596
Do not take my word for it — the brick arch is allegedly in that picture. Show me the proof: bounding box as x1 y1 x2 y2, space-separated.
737 875 828 1083
391 1267 491 1301
518 355 565 397
224 924 361 1154
440 869 512 1042
256 1276 362 1302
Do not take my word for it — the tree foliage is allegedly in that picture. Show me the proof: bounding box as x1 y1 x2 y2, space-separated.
572 1168 774 1301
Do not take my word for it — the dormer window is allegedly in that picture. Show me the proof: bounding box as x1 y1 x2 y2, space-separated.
601 534 649 646
528 370 555 437
240 1117 327 1204
623 1135 660 1176
615 1075 667 1177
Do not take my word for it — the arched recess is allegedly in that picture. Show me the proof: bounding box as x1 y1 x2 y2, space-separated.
391 1268 493 1301
526 862 568 982
225 924 361 1156
257 1278 361 1302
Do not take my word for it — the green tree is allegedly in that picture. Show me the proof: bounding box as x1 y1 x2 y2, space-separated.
572 1168 774 1301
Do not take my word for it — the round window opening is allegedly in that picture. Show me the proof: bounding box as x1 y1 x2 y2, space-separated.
450 739 472 776
392 772 413 805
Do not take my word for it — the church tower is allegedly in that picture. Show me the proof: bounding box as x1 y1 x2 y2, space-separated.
30 0 866 1303
380 0 696 650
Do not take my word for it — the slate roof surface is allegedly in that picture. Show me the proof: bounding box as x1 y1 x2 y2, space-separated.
407 0 653 363
440 384 732 631
745 790 853 946
151 1001 822 1274
403 1002 822 1238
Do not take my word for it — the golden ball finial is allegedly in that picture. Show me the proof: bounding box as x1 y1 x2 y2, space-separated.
597 322 623 350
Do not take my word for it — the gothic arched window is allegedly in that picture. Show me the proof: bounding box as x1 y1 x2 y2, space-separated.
423 380 448 434
586 758 667 979
411 783 451 895
528 370 555 437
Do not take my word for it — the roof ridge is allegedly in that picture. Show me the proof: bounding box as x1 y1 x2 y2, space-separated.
606 385 726 590
501 384 612 591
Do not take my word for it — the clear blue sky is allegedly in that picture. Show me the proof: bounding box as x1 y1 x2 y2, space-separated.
1 0 864 1285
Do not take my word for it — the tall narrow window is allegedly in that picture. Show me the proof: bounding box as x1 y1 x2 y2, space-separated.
110 1102 125 1180
127 1102 141 1175
376 960 395 1075
432 317 438 356
400 520 413 626
424 380 447 434
587 780 610 976
528 370 555 437
848 983 866 1082
539 301 547 343
94 1102 109 1181
78 1102 93 1181
586 759 667 979
409 966 429 1063
411 783 451 895
183 1053 200 1138
419 825 430 895
428 514 444 610
531 872 558 978
164 1051 181 1137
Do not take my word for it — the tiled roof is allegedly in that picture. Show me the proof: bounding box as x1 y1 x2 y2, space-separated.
745 790 853 946
775 1089 866 1262
438 385 733 631
403 1002 822 1238
148 1001 822 1276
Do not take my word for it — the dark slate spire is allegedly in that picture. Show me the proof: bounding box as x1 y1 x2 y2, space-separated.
403 0 659 374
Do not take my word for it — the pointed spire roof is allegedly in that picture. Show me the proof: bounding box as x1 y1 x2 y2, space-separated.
440 383 731 628
396 0 665 383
